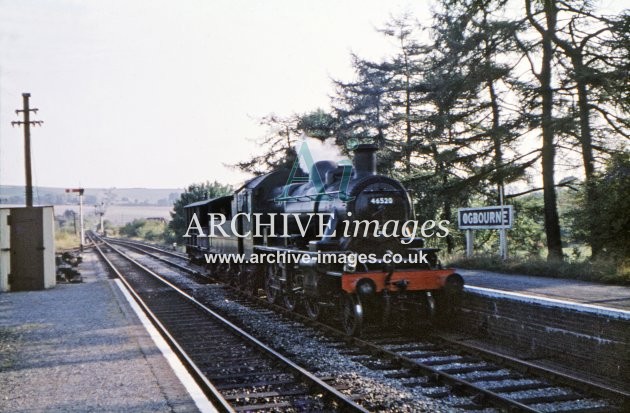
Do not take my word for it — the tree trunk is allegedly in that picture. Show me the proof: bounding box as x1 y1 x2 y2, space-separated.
573 56 602 258
537 0 564 260
405 77 412 175
488 79 504 202
545 6 601 259
441 174 455 253
483 9 505 204
575 68 595 180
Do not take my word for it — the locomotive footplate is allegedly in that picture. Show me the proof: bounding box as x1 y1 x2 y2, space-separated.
340 268 457 294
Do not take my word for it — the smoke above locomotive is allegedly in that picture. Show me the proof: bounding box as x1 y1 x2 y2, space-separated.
184 141 450 252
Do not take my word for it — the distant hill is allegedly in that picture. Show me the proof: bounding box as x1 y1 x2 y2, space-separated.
0 185 183 207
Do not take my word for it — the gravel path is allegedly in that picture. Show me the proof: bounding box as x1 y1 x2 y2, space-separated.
0 252 199 413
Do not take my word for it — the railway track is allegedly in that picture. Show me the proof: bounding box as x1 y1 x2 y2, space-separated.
90 234 367 412
102 236 629 412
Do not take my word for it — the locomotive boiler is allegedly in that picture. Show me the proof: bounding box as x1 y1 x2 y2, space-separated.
184 144 463 335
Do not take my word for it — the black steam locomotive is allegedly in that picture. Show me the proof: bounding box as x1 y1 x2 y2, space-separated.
184 144 463 335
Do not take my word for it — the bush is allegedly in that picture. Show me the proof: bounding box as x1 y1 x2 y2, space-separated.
119 219 166 243
568 152 630 261
119 219 146 237
166 181 233 244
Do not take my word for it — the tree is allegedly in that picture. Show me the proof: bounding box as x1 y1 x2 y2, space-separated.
333 7 534 252
233 110 336 175
379 14 429 176
233 114 300 175
460 0 533 199
332 54 393 151
517 0 564 260
405 0 530 251
570 152 630 262
296 109 337 141
335 14 430 176
165 181 232 243
547 4 630 257
513 0 629 260
229 1 628 260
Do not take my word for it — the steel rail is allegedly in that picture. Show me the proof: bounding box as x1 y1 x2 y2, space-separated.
432 333 630 405
103 236 188 259
90 235 235 413
239 291 626 412
104 237 535 411
106 236 628 412
92 234 368 413
105 237 199 276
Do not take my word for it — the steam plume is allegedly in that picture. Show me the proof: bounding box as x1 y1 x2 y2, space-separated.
296 135 347 174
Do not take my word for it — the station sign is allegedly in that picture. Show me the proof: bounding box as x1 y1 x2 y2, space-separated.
458 205 513 230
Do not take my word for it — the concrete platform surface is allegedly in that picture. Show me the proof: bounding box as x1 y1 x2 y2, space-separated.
0 251 202 413
459 268 630 312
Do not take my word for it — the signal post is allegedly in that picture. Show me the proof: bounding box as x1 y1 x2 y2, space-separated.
66 188 85 249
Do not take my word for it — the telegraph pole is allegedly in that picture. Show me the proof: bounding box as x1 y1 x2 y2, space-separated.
11 93 43 207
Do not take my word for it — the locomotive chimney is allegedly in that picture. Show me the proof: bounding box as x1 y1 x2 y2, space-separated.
353 144 378 176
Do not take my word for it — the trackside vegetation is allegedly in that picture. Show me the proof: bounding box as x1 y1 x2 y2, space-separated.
123 1 629 284
228 0 629 282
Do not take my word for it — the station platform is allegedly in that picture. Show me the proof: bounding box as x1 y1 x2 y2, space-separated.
0 251 214 413
458 268 630 313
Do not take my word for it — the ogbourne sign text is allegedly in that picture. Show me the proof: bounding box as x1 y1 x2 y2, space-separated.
457 205 513 230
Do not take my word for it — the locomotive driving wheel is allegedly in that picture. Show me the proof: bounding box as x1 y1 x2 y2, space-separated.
304 296 321 320
396 292 437 334
435 273 464 323
264 263 281 304
342 293 363 336
205 261 217 278
216 263 231 282
237 265 257 296
282 266 299 312
412 292 437 334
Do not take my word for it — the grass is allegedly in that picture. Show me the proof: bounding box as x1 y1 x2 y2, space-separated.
55 230 81 251
447 253 630 285
119 219 167 243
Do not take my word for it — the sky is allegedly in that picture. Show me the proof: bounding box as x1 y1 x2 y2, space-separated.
0 0 427 190
1 0 625 192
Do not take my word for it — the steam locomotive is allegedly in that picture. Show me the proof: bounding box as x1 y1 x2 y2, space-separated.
184 144 463 335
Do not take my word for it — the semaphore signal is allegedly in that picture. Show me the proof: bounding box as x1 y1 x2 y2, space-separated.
66 187 86 249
